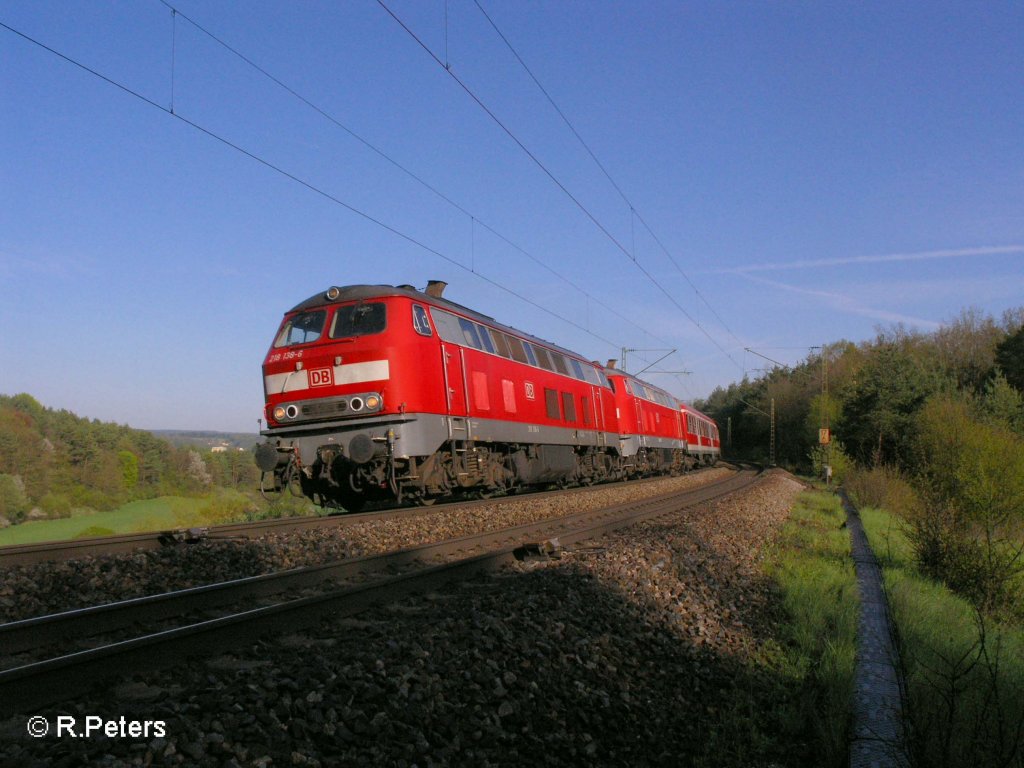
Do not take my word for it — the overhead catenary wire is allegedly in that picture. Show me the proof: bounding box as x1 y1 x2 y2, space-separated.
377 0 744 373
169 8 176 114
155 0 677 363
3 12 682 389
470 0 633 209
0 19 631 358
744 347 817 381
376 0 635 263
472 0 743 351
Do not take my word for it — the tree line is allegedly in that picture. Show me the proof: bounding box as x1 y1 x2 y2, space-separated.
697 306 1024 617
0 394 259 524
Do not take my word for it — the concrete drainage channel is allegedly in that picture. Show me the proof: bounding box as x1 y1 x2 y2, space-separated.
841 491 909 768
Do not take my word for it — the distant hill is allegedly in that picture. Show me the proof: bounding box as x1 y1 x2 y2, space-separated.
0 394 256 524
150 430 261 451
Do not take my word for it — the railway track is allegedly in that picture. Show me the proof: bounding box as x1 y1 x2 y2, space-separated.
0 466 760 716
0 469 724 567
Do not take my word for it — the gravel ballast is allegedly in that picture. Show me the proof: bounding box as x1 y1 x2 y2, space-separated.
1 470 807 767
0 469 731 623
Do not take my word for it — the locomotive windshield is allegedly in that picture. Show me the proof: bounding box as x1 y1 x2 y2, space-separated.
330 302 386 339
273 310 327 348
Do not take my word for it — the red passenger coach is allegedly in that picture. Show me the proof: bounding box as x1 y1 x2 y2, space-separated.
255 282 719 510
680 403 721 466
605 368 687 475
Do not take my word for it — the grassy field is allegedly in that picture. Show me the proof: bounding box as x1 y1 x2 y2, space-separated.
762 490 859 768
0 494 241 545
859 505 1024 768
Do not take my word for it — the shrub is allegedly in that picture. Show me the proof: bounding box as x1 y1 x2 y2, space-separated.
862 506 1024 768
250 493 316 521
197 490 259 525
65 484 123 513
911 396 1024 615
845 465 921 519
38 492 73 519
0 474 31 524
808 439 852 485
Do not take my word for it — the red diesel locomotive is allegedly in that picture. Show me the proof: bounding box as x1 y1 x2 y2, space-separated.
255 282 719 510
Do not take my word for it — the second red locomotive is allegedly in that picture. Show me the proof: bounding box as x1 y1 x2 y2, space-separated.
255 282 719 510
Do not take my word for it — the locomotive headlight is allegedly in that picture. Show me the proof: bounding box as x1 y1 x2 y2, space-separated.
364 395 381 410
285 404 300 419
349 397 364 411
273 406 287 421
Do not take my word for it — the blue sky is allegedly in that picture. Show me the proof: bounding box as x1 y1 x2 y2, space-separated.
2 1 1021 432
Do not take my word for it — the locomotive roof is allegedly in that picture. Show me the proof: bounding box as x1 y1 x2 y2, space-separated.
682 403 715 422
289 284 458 313
285 284 705 420
287 284 590 365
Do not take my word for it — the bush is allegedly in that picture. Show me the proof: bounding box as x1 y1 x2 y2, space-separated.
196 490 259 526
808 439 852 485
861 506 1024 768
0 474 30 524
65 485 121 513
38 492 73 519
250 493 316 521
845 465 921 518
911 396 1024 616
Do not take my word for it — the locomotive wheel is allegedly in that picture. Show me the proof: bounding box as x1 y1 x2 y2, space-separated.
281 460 305 498
258 472 280 500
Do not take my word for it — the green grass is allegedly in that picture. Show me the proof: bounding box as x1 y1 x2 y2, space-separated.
859 505 1024 768
858 506 915 568
761 490 859 768
0 488 305 546
640 489 859 767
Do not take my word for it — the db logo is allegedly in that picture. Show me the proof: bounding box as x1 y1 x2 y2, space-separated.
309 367 333 388
524 382 536 401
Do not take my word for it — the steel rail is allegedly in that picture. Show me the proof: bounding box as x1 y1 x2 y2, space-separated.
0 468 727 567
0 467 759 716
0 469 748 658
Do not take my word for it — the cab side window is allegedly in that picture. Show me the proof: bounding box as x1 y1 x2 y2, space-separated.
412 305 433 336
429 309 463 343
